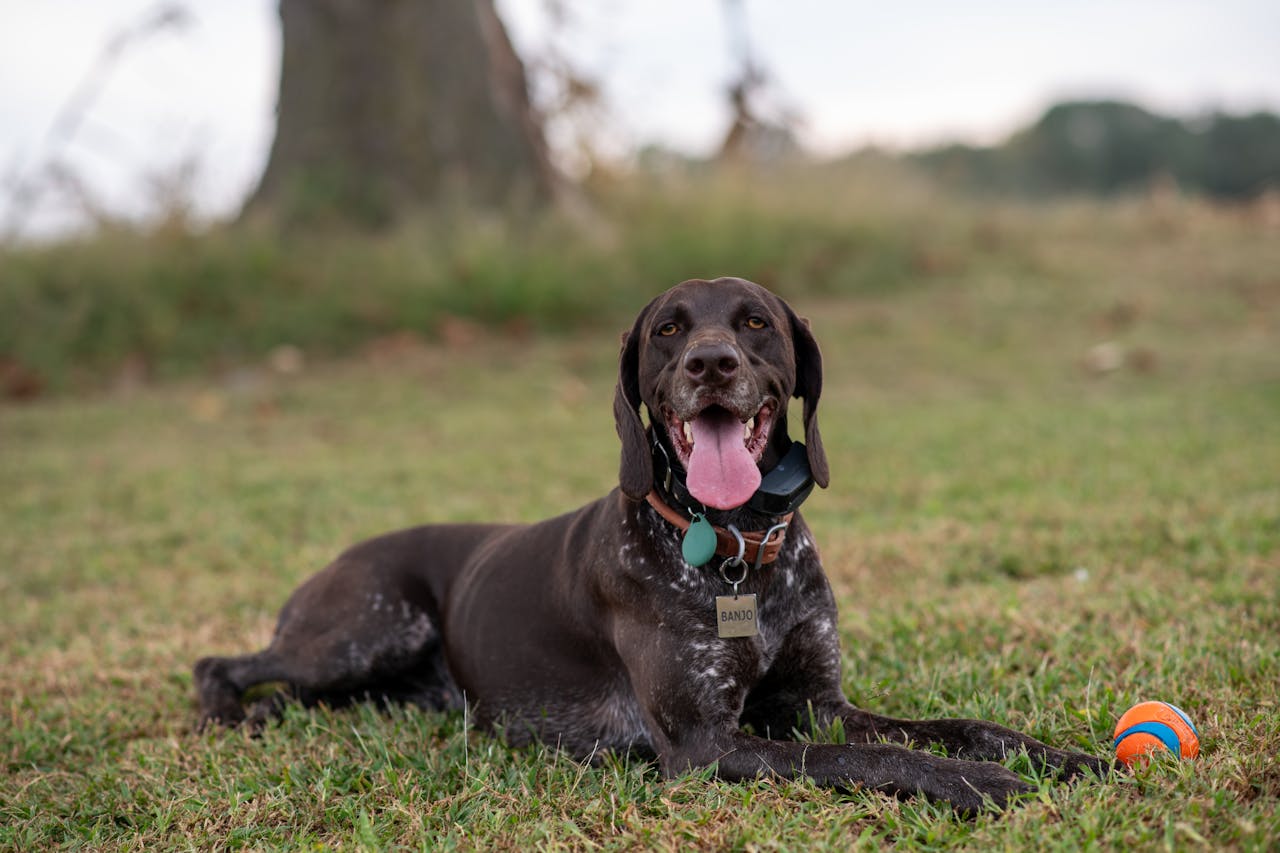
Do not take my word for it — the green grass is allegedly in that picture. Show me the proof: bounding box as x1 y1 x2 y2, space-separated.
1 161 1038 392
3 183 1280 848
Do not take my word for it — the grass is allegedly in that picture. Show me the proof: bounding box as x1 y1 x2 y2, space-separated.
3 178 1280 848
2 161 1027 392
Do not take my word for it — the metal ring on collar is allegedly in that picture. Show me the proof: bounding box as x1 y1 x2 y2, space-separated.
718 556 748 587
718 524 748 586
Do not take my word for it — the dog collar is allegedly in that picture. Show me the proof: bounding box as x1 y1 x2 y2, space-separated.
644 490 792 567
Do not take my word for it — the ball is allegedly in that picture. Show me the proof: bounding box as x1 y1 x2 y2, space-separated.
1112 701 1199 767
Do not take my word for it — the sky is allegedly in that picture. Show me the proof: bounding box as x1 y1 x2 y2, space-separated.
1 0 1278 238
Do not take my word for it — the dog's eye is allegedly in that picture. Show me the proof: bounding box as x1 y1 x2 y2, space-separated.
745 316 767 330
657 322 680 337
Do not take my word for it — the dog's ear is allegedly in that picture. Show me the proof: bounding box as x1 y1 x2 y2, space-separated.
785 307 829 488
614 308 653 500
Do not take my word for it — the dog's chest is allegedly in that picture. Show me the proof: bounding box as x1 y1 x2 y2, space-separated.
548 509 832 754
631 512 824 687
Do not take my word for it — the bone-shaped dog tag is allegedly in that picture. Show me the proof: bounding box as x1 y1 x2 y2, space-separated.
715 594 758 638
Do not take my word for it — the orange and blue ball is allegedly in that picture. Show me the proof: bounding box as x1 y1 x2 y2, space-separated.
1112 701 1199 767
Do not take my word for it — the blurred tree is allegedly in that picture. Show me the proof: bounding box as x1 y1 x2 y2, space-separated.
1009 101 1189 195
246 0 559 228
912 100 1280 201
1197 112 1280 199
717 0 801 164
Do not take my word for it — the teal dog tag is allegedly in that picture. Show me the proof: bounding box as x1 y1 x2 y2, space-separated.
682 514 717 567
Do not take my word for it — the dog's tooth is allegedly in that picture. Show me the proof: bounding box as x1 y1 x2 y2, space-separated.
683 421 694 445
743 422 751 441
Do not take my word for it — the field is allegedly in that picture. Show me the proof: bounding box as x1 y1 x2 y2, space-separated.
3 177 1279 849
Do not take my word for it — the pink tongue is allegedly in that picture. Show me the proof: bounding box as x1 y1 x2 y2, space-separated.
686 409 761 510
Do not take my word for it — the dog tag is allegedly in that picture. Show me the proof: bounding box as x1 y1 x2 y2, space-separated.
715 594 759 638
682 513 716 567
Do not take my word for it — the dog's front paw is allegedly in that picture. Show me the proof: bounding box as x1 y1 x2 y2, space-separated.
1046 747 1112 781
925 758 1035 816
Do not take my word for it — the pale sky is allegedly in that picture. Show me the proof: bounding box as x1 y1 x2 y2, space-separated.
1 0 1278 237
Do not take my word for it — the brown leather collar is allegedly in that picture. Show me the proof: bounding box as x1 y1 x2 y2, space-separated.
645 490 792 566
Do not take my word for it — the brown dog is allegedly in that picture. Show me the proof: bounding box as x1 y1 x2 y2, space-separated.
195 277 1105 812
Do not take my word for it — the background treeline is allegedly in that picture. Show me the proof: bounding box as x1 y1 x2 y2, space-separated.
913 100 1280 199
4 97 1279 398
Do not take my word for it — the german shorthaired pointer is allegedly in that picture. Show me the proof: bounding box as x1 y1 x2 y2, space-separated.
195 277 1106 813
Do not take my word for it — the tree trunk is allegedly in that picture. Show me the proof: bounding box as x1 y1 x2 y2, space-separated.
246 0 558 227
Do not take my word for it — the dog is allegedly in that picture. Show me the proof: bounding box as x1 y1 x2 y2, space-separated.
194 277 1106 813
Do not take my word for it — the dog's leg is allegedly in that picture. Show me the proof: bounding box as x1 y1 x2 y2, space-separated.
828 705 1110 780
616 618 1031 814
741 615 1109 780
683 728 1032 815
195 547 457 730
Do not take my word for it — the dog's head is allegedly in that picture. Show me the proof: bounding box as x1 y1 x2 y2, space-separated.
613 277 828 509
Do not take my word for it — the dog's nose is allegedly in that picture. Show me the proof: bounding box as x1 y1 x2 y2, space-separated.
684 341 740 385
